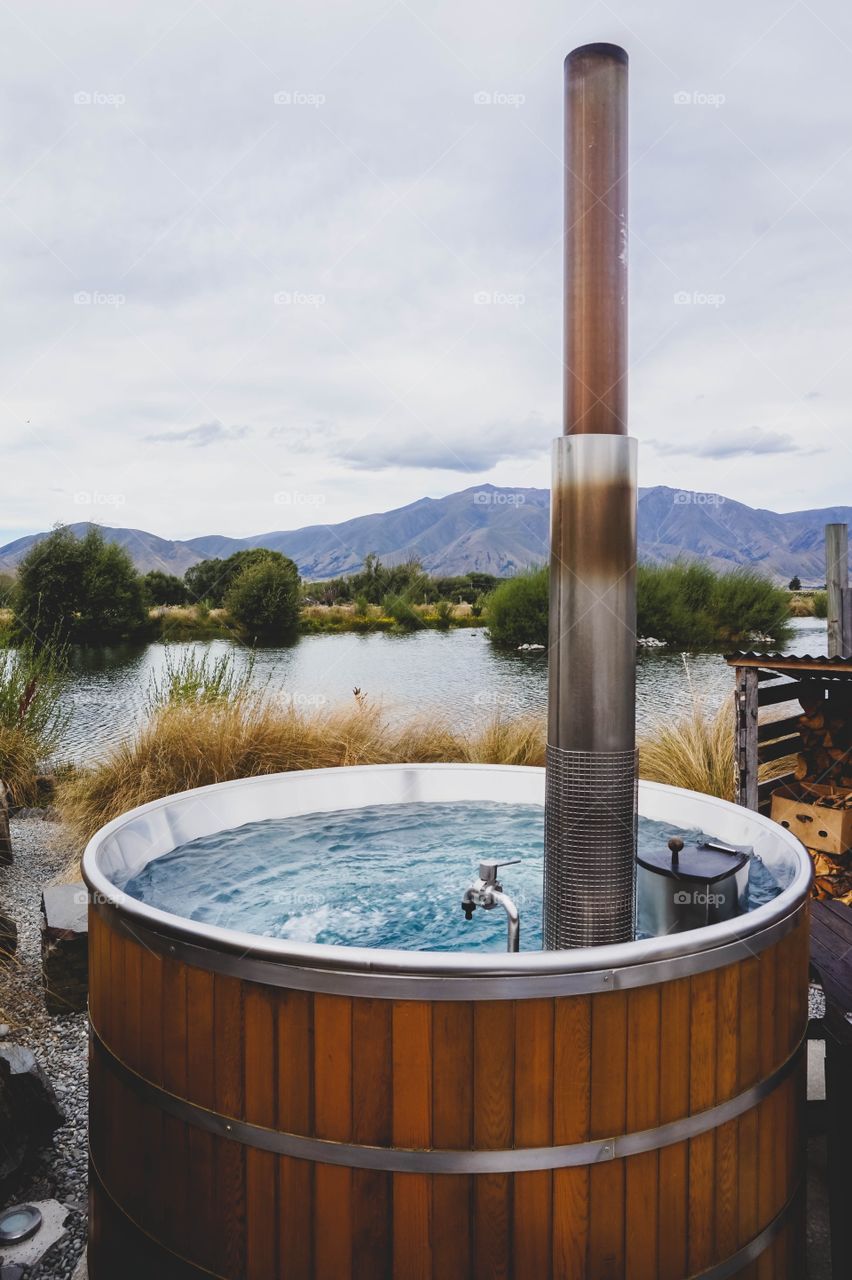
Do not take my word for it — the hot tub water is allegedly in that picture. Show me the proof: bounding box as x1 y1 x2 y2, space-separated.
121 800 784 951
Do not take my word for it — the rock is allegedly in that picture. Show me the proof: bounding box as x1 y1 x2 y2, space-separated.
1 1264 26 1279
40 885 89 1016
0 1046 64 1193
0 783 11 866
0 913 15 958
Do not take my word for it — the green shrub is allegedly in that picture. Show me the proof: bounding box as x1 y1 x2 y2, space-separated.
383 593 423 631
486 567 548 648
812 590 828 619
434 600 454 630
226 556 300 642
486 560 791 651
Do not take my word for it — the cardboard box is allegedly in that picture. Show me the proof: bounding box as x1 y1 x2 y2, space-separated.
771 787 852 856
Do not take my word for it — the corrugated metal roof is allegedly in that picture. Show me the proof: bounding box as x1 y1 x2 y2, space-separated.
725 652 852 676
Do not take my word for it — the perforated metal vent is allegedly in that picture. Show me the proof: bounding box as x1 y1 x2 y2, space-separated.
543 744 637 948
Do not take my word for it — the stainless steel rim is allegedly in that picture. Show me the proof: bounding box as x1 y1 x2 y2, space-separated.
92 1024 804 1174
82 766 812 985
96 897 806 999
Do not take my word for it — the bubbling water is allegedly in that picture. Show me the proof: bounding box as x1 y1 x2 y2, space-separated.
120 801 784 952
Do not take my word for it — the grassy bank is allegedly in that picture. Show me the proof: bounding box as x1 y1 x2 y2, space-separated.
788 590 827 618
146 601 488 640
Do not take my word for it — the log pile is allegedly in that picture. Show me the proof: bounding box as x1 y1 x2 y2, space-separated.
795 685 852 787
794 685 852 902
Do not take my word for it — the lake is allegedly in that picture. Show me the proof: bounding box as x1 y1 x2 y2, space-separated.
56 616 827 765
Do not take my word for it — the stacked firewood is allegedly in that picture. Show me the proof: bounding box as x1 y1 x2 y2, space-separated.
795 685 852 787
795 685 852 902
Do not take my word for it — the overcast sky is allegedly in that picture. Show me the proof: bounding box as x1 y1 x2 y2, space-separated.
1 0 850 545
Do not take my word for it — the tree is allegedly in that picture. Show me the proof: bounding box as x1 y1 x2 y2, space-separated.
142 571 188 606
0 573 15 607
77 531 148 639
14 525 147 646
788 576 801 591
185 548 285 607
225 554 300 641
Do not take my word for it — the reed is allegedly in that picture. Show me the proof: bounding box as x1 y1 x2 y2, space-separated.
0 644 67 804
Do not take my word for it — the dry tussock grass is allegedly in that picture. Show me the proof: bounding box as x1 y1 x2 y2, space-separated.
58 695 547 848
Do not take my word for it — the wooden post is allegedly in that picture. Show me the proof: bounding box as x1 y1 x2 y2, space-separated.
734 668 759 810
0 780 12 866
826 523 849 658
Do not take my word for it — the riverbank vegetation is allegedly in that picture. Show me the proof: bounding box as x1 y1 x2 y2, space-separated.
0 644 67 804
0 526 818 650
486 560 794 650
58 654 546 846
4 530 493 645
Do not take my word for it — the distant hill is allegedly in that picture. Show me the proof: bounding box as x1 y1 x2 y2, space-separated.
1 485 848 583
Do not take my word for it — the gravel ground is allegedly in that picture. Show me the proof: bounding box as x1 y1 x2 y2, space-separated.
0 817 87 1279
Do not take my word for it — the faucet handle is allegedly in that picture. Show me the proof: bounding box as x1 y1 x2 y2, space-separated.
478 857 520 884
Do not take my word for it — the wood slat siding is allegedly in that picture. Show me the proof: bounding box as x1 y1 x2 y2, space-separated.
552 996 591 1277
88 907 808 1279
431 1003 473 1280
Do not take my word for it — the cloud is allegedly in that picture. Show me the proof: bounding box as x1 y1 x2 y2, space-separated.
648 429 810 460
145 422 252 447
338 414 557 473
1 0 851 541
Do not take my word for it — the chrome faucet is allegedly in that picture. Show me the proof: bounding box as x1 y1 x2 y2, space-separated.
461 859 521 953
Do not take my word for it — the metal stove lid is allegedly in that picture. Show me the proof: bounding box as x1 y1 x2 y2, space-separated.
637 840 750 884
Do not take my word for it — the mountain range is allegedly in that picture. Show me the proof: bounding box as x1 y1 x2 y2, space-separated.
0 485 848 583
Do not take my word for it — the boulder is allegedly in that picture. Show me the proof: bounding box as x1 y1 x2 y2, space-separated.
0 1046 64 1193
41 884 88 1016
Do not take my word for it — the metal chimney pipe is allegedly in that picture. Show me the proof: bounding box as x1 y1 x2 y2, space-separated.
543 44 638 949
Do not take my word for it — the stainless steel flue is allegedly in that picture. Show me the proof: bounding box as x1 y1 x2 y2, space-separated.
543 44 638 949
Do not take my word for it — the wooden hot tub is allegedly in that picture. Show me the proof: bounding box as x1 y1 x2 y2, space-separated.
83 765 811 1279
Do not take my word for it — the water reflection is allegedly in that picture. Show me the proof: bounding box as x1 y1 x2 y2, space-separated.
50 617 826 765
